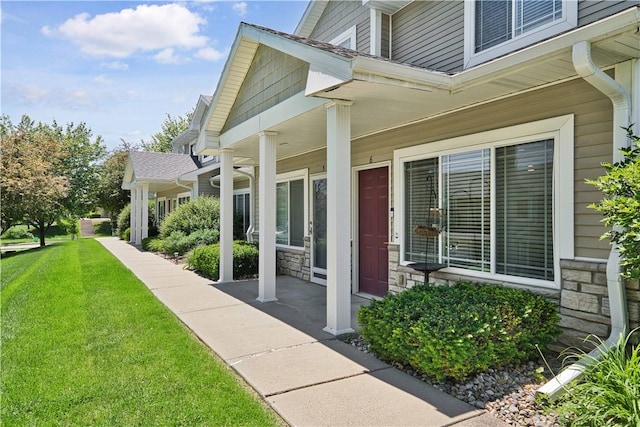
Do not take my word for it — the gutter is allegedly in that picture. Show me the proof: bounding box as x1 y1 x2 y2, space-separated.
537 40 631 399
175 177 193 197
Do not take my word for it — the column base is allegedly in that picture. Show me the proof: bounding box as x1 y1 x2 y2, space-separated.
322 326 355 336
256 297 278 303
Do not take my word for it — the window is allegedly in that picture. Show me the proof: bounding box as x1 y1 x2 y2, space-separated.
177 192 191 206
330 25 357 50
276 170 308 248
157 198 167 224
233 190 251 240
464 0 576 68
394 115 574 288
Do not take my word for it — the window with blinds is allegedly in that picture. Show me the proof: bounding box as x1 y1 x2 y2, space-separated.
496 140 554 280
442 149 491 271
403 141 554 281
475 0 563 53
276 179 305 247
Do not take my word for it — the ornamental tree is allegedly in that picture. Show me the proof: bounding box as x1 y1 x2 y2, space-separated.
588 126 640 279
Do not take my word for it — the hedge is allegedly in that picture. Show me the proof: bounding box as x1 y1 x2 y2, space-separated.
187 241 259 280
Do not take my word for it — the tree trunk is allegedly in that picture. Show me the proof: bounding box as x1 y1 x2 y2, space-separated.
39 227 46 247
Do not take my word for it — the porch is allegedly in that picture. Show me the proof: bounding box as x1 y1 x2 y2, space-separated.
214 275 371 339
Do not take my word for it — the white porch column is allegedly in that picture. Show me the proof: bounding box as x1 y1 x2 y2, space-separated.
135 185 143 245
129 187 137 244
141 183 149 240
324 100 354 335
258 131 278 302
219 149 234 282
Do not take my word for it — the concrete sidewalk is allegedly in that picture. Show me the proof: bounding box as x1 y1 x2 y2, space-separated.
98 237 503 427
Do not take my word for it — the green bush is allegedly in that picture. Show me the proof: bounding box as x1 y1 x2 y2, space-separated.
187 241 259 280
554 329 640 426
160 196 220 238
117 203 157 240
1 226 33 240
123 228 130 241
358 282 561 381
161 229 219 256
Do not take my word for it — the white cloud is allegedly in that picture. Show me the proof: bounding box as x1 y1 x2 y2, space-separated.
101 61 129 70
41 3 208 58
195 47 225 61
154 48 182 64
232 2 248 17
94 75 112 84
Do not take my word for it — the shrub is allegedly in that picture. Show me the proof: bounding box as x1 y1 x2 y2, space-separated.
554 329 640 426
1 226 33 240
187 241 259 280
357 282 561 381
116 202 157 240
123 228 130 241
161 229 219 256
160 196 220 238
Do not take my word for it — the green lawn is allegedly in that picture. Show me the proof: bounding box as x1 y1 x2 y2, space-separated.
1 239 282 426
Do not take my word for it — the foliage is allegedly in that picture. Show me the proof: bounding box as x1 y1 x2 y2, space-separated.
59 216 80 239
92 221 113 237
1 226 33 240
160 229 219 256
160 196 220 238
96 140 137 225
0 239 281 425
187 241 259 280
0 115 70 244
116 203 156 240
554 329 640 426
588 126 640 279
141 237 164 252
140 111 193 153
358 282 561 381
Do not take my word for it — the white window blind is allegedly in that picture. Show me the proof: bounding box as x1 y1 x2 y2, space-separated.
495 140 554 280
404 158 439 264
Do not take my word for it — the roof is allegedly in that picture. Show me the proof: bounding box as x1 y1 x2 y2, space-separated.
128 151 199 181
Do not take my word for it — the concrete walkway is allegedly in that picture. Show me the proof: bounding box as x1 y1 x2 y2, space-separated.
97 237 503 427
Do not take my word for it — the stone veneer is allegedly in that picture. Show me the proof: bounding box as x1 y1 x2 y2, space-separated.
275 236 311 281
387 243 640 352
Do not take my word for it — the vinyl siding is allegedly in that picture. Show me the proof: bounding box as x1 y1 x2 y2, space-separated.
223 46 309 132
391 0 464 73
274 78 613 260
198 173 219 198
578 0 640 26
309 1 370 52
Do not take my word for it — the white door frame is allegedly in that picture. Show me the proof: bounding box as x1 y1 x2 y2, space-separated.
351 161 392 294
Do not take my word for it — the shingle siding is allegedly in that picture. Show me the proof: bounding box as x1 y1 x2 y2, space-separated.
309 1 370 52
223 45 309 132
578 0 640 26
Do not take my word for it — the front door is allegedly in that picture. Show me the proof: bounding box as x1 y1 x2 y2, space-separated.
358 167 389 296
310 176 327 285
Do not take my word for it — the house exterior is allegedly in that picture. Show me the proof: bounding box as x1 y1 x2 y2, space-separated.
125 0 640 349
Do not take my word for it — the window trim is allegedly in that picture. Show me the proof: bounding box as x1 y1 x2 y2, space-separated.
463 0 577 69
330 25 357 50
177 191 191 206
276 169 309 249
393 115 574 289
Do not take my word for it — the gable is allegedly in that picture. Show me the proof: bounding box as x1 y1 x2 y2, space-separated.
309 0 370 52
222 45 310 132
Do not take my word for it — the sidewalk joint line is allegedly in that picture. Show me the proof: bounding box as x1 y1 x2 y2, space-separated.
263 370 376 398
228 339 337 365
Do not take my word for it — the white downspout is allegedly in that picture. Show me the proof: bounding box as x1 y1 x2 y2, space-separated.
175 178 193 196
538 41 631 398
232 168 256 243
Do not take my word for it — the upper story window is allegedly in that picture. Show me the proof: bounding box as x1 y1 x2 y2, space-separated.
464 0 576 68
330 25 357 50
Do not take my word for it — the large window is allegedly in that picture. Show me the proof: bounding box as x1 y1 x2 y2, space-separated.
395 116 574 288
233 191 251 240
464 0 576 68
276 172 307 247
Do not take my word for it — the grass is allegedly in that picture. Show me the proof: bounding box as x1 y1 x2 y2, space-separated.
1 239 282 426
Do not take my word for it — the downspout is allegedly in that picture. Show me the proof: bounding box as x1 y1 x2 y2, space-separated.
538 41 631 398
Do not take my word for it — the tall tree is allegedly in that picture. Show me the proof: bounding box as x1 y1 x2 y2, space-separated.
141 111 193 153
97 139 137 228
0 116 70 244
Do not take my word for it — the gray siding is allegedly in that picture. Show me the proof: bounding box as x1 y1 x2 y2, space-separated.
223 46 309 132
578 0 640 26
276 78 614 260
309 1 370 53
198 172 219 198
391 0 464 73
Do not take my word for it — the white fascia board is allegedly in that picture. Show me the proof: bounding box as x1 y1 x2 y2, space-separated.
180 162 221 181
219 91 326 148
352 56 452 93
363 0 411 15
294 0 329 37
452 7 640 92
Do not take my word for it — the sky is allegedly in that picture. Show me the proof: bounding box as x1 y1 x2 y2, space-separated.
1 0 309 151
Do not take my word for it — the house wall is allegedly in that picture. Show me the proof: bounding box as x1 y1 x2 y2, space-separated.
309 0 370 52
391 0 464 73
198 173 219 198
223 46 309 132
578 0 640 25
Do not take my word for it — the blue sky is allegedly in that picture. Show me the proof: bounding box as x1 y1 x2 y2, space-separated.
1 1 309 150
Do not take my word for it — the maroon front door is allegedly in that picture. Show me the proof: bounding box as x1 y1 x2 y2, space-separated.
358 167 389 297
